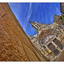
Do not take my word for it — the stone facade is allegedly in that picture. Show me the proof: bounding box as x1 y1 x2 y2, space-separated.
28 3 64 61
53 14 60 22
60 3 64 16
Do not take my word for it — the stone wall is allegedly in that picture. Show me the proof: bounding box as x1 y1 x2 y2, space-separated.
0 3 47 61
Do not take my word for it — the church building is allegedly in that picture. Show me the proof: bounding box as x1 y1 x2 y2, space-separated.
28 3 64 61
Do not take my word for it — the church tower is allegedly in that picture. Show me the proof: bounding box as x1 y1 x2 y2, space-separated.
29 21 42 30
29 3 64 61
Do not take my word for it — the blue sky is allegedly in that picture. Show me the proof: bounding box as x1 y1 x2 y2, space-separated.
8 3 61 36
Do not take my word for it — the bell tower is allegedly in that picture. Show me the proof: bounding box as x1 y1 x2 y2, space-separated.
29 21 42 30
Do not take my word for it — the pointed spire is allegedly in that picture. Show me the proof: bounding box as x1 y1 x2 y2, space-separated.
29 21 41 30
29 21 33 23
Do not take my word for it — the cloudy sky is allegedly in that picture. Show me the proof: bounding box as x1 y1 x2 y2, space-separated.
8 3 61 36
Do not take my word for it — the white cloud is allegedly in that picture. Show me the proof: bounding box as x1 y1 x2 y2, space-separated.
24 3 32 31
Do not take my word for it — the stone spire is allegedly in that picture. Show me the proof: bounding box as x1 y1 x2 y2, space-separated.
29 21 42 30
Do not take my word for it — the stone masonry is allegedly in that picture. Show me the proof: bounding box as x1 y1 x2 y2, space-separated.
28 3 64 61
